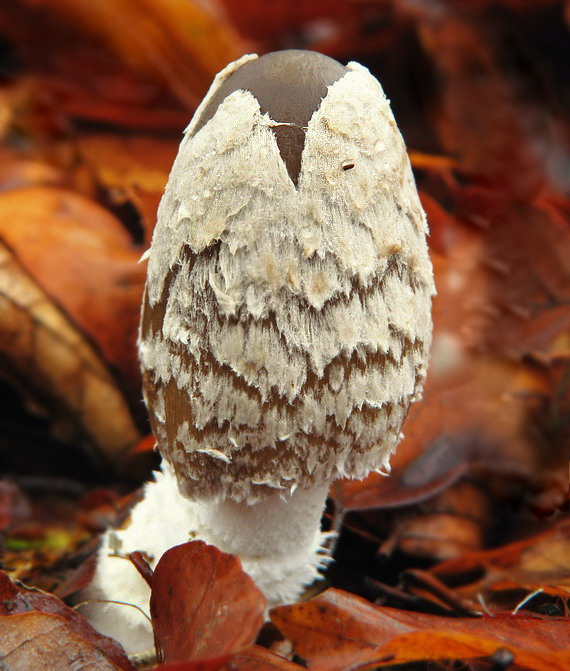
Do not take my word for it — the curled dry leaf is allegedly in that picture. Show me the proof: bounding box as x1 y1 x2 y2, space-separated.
150 541 266 664
0 238 140 466
0 612 126 671
0 571 134 670
271 588 570 671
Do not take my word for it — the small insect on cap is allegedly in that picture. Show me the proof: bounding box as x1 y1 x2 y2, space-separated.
190 50 349 185
140 50 434 503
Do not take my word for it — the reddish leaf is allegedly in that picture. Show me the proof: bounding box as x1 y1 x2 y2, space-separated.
271 588 570 671
129 551 154 588
51 552 99 600
0 571 134 670
150 541 266 664
0 611 126 670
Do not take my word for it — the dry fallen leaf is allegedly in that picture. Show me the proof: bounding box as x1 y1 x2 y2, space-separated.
0 185 146 390
0 571 134 670
378 479 493 562
0 239 140 467
271 588 570 671
332 431 471 512
431 517 570 602
0 612 126 671
150 541 266 664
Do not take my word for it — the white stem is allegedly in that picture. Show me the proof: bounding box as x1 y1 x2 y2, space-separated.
196 484 329 559
82 467 331 654
194 483 331 608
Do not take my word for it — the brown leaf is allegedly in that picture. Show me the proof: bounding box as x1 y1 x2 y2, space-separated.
379 479 493 562
0 238 140 467
0 571 134 670
150 541 266 664
271 588 570 671
0 611 125 670
431 518 570 600
0 186 146 390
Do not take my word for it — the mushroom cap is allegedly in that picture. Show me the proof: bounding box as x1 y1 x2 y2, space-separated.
139 50 435 503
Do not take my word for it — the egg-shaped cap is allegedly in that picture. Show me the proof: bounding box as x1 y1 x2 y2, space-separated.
140 51 435 504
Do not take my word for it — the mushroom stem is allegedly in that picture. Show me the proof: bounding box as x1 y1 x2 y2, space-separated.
195 480 332 606
84 466 331 654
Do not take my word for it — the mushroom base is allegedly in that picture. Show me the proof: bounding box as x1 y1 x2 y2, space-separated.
82 465 331 655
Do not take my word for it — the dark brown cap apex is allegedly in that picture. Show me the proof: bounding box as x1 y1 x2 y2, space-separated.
191 50 348 185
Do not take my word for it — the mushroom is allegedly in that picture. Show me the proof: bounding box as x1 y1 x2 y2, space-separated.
84 50 435 654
